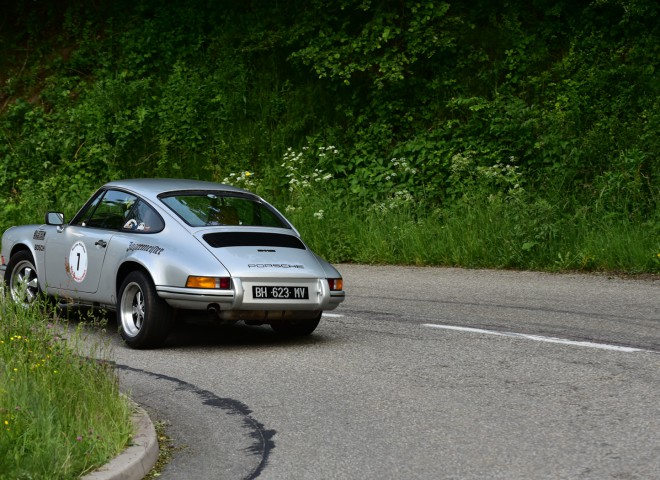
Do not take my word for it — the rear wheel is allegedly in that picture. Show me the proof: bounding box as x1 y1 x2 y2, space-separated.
270 313 322 337
5 250 41 305
118 270 173 349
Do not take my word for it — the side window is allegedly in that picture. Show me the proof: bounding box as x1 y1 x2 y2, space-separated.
72 191 104 226
77 190 138 230
122 200 164 233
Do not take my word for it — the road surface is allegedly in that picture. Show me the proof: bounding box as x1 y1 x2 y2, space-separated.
103 265 660 479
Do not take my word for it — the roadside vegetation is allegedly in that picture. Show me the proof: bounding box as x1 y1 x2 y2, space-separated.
1 0 658 273
0 297 133 479
0 2 657 475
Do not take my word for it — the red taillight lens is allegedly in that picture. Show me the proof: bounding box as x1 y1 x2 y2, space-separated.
328 278 343 291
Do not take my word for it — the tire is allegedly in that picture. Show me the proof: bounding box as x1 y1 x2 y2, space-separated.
270 312 322 337
118 270 173 349
5 250 41 305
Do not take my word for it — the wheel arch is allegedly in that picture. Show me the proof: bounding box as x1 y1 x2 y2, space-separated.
116 261 153 297
5 244 36 280
9 243 33 259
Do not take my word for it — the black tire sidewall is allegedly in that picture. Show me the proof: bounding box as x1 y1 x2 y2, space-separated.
118 270 172 349
5 250 40 302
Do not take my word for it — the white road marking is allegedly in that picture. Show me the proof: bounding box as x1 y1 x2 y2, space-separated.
322 313 344 318
423 323 653 353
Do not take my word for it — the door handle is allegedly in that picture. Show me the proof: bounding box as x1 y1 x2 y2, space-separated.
95 240 107 248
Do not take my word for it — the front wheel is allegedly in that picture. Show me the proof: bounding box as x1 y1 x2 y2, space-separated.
5 250 41 305
118 271 173 349
270 313 322 337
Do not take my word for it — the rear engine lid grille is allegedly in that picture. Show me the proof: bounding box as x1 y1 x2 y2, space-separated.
203 232 306 249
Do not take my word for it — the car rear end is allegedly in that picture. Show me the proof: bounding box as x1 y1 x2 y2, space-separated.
193 230 344 322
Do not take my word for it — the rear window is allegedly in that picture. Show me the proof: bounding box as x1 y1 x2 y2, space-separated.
159 192 289 228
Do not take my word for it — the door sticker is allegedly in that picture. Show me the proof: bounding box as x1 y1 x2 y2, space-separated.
68 241 88 283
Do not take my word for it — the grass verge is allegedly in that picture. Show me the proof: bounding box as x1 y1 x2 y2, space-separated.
283 192 660 274
0 298 133 480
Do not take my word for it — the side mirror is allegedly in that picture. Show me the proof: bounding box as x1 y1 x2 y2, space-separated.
45 212 65 225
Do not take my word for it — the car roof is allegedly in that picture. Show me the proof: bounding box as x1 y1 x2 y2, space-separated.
104 178 249 201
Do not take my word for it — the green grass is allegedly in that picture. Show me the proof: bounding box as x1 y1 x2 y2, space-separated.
282 191 660 274
0 298 133 480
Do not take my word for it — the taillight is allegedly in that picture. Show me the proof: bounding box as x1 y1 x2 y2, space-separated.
327 278 343 291
186 276 232 289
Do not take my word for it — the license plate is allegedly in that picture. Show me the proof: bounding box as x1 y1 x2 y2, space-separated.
252 286 309 300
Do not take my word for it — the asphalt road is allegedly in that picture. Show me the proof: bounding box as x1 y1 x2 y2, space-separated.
105 265 660 480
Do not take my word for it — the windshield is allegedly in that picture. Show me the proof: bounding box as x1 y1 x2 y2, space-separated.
159 192 289 228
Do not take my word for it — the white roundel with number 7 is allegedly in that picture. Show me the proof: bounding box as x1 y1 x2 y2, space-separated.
69 241 88 283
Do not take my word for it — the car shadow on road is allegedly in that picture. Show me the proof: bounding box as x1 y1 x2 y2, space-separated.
162 315 330 349
59 306 333 350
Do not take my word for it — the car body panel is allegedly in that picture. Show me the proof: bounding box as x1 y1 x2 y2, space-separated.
44 225 115 294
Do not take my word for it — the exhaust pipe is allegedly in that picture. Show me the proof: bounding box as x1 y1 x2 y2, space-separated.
207 304 220 319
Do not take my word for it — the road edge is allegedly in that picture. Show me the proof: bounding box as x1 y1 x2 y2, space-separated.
81 404 159 480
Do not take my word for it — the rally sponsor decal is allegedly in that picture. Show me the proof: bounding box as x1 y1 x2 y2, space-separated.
33 230 46 241
126 242 164 255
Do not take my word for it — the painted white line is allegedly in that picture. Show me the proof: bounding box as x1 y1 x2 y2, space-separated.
423 323 652 353
322 313 344 318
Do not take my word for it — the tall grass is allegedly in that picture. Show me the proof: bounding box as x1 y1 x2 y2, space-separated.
283 191 660 274
0 298 133 480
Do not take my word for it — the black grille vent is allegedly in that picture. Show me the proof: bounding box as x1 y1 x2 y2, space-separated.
203 232 306 249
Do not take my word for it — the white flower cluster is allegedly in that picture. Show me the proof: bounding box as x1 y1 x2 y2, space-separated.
221 171 256 189
313 209 324 220
477 162 518 181
390 157 418 174
449 152 523 195
385 157 418 181
281 146 337 192
476 158 523 194
370 189 415 212
315 145 339 156
449 152 474 175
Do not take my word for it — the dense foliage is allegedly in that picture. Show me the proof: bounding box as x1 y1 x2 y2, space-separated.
1 0 658 271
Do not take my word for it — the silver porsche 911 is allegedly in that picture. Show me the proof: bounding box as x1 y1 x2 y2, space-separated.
0 178 345 348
